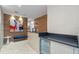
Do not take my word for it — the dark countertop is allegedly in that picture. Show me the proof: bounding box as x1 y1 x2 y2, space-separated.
39 32 78 48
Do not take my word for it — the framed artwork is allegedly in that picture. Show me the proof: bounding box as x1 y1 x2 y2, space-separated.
9 16 23 32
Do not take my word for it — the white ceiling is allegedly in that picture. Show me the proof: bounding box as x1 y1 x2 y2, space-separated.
1 5 47 20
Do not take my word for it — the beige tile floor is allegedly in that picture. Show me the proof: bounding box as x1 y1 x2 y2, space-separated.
0 40 37 54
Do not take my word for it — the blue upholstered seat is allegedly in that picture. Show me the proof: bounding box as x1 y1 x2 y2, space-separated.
14 36 31 39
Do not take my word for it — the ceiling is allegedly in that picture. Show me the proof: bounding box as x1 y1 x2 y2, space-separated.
1 5 47 20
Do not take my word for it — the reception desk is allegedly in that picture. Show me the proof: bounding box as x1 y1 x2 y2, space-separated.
39 32 78 54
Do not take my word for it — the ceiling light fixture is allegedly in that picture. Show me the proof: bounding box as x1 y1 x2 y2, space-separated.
10 15 15 19
19 16 23 24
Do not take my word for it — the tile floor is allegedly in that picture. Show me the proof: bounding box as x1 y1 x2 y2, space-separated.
0 40 37 54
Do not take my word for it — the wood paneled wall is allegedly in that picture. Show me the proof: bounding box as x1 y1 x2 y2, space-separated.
35 15 47 32
4 14 28 40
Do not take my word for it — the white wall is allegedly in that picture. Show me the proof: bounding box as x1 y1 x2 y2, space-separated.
0 6 4 49
47 6 79 35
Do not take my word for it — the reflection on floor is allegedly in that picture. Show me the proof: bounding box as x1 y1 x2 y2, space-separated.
0 40 37 54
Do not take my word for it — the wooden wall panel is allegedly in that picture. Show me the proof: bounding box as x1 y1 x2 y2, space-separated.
4 14 28 40
35 15 47 32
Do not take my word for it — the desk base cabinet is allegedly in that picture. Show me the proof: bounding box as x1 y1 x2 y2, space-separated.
50 41 73 54
40 37 79 54
50 41 79 54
